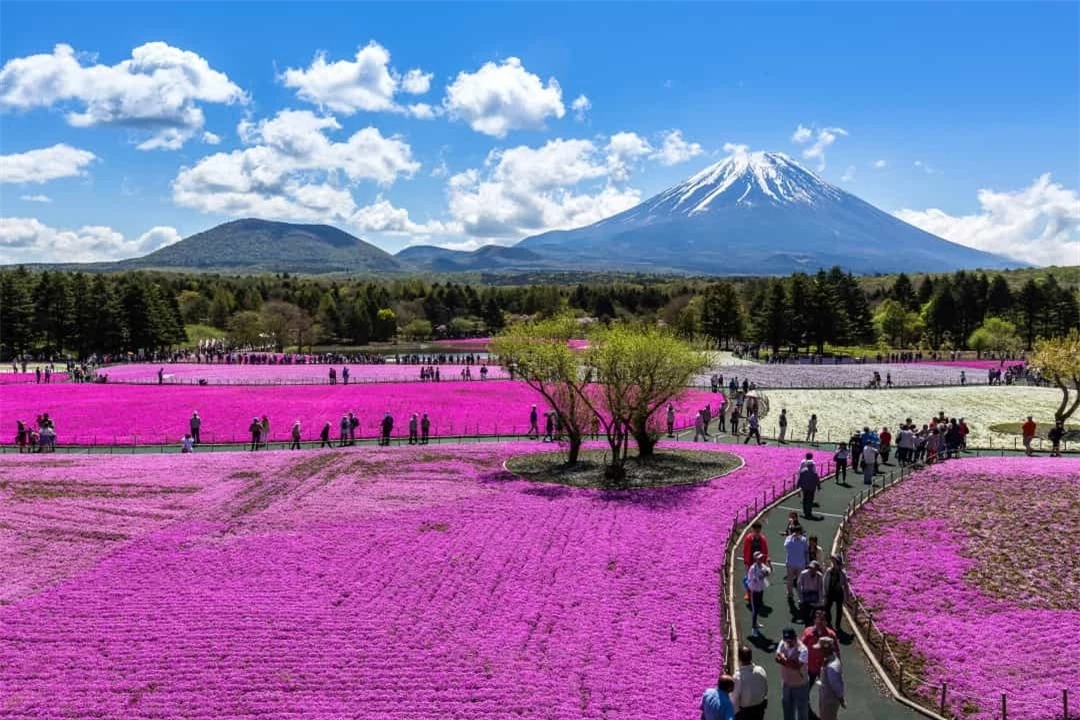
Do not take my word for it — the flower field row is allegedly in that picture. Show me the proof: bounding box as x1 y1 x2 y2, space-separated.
0 441 828 718
100 362 509 384
1 381 720 445
845 457 1080 720
0 372 68 385
698 362 992 389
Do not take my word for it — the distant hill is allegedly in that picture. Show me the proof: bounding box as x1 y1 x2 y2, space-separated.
122 219 402 274
518 151 1025 275
395 244 554 272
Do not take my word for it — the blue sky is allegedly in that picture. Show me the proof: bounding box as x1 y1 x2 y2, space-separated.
1 1 1077 265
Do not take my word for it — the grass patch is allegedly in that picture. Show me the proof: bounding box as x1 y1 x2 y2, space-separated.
988 421 1080 441
505 449 740 489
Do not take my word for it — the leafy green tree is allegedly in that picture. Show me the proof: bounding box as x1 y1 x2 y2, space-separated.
754 280 790 352
700 282 744 349
227 311 263 348
968 316 1021 356
403 318 434 340
373 308 397 342
208 287 237 329
1033 329 1080 423
890 273 918 311
787 273 812 351
0 269 37 358
985 274 1013 317
1015 279 1045 349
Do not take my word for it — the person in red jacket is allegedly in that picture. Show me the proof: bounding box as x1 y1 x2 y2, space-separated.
879 427 892 465
743 522 769 568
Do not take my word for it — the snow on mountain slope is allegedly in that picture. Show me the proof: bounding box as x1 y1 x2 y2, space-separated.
518 150 1023 274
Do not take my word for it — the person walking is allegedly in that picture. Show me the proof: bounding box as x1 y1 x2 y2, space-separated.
746 552 771 638
544 412 555 442
801 610 839 688
805 414 817 444
822 555 849 632
667 403 676 438
420 413 431 444
743 412 761 445
796 562 824 626
816 637 845 720
860 442 878 485
290 420 302 450
797 462 820 521
778 409 788 444
694 411 707 442
775 627 810 720
528 405 540 439
783 525 809 601
1021 416 1037 456
742 522 770 574
700 674 736 720
730 406 741 436
878 426 892 465
319 421 332 448
339 415 350 447
190 411 202 445
248 417 261 451
260 416 270 449
832 443 848 484
408 413 419 445
380 412 393 446
732 645 769 720
348 412 359 445
1049 421 1065 457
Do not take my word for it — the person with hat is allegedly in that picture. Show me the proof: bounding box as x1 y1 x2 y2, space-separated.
700 673 736 720
746 552 771 638
189 411 201 445
732 645 769 720
801 610 839 689
816 636 845 720
775 626 810 720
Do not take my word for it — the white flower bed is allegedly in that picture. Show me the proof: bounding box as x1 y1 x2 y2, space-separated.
752 386 1061 448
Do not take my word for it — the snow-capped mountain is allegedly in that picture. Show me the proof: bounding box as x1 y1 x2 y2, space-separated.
518 151 1021 275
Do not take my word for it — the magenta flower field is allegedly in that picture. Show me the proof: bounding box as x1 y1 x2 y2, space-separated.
846 457 1080 720
101 362 509 384
0 442 826 718
1 381 719 445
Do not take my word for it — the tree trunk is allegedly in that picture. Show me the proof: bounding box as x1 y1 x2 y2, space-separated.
566 433 583 464
634 426 658 457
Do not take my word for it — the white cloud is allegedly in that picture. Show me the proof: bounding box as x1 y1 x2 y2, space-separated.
0 144 97 184
172 109 419 225
841 165 856 182
443 57 565 137
791 125 813 144
202 131 221 145
407 102 437 119
894 174 1080 266
790 124 847 171
446 136 641 243
0 42 245 150
20 194 52 203
351 196 457 237
723 142 751 156
913 159 941 175
650 129 703 166
605 131 653 181
0 217 182 263
401 68 433 95
280 42 434 117
571 94 591 121
873 159 887 169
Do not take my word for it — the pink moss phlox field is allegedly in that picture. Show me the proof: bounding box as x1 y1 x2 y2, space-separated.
846 458 1080 720
101 362 509 384
0 382 720 445
0 442 828 718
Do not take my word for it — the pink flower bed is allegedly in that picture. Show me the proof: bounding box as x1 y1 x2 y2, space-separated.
1 381 720 445
101 362 508 384
846 457 1080 720
0 372 68 385
0 442 828 718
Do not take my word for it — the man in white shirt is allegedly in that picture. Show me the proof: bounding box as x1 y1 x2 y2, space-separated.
860 443 878 486
775 627 810 720
732 644 769 720
783 525 809 600
816 637 846 720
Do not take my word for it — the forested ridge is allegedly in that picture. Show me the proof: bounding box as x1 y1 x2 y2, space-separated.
1 265 1076 359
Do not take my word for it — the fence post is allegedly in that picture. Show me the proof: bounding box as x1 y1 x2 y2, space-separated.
940 683 948 715
1063 689 1068 720
1001 693 1006 720
898 663 904 695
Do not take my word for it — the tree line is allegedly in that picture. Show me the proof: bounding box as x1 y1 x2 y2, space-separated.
0 265 1076 359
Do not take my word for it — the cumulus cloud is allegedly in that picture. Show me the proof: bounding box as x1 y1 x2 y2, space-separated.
202 131 221 145
841 165 856 182
894 174 1080 266
0 42 245 150
791 124 847 171
280 41 434 118
914 159 940 175
571 94 591 121
605 131 653 181
171 109 448 238
650 129 703 166
0 143 97 184
0 217 182 263
20 194 52 203
874 159 887 169
445 137 641 244
443 57 565 137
